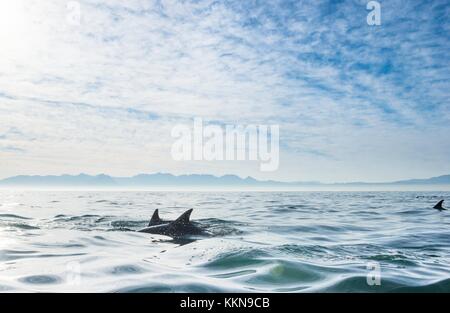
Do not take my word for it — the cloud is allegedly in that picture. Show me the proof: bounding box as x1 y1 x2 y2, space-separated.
0 0 449 181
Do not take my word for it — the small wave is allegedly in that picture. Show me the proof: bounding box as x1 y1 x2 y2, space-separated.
416 195 442 199
0 284 14 292
0 249 37 261
1 249 86 262
365 254 417 266
392 278 450 292
19 275 62 285
199 218 246 226
107 227 134 232
110 220 146 228
320 276 450 293
107 264 145 275
210 269 257 278
266 204 310 213
198 220 244 237
0 213 31 220
114 282 230 293
203 249 272 269
53 214 101 222
244 260 325 287
7 223 40 230
276 244 333 260
399 209 421 215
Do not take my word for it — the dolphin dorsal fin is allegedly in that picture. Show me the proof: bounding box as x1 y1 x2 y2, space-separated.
149 209 162 226
169 209 193 227
434 200 444 209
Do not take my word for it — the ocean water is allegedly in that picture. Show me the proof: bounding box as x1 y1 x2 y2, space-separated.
0 190 449 293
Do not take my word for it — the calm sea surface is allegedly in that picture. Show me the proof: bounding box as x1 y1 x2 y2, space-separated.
0 190 449 292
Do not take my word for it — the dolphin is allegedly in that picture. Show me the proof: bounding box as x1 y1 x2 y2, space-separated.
433 200 446 211
138 209 203 237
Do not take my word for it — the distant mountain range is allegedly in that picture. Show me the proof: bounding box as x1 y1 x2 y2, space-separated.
0 173 449 187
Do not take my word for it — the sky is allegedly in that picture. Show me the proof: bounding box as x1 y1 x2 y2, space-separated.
0 0 449 183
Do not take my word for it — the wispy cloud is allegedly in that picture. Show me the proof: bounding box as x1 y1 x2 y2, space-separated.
0 0 449 182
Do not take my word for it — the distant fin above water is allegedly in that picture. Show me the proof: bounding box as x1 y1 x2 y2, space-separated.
149 209 162 226
433 200 446 211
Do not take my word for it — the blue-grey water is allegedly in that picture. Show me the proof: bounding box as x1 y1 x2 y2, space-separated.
0 190 449 292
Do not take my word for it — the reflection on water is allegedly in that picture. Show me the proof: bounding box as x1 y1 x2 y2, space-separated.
0 190 449 292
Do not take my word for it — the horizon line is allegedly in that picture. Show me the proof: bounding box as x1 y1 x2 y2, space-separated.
1 172 449 186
